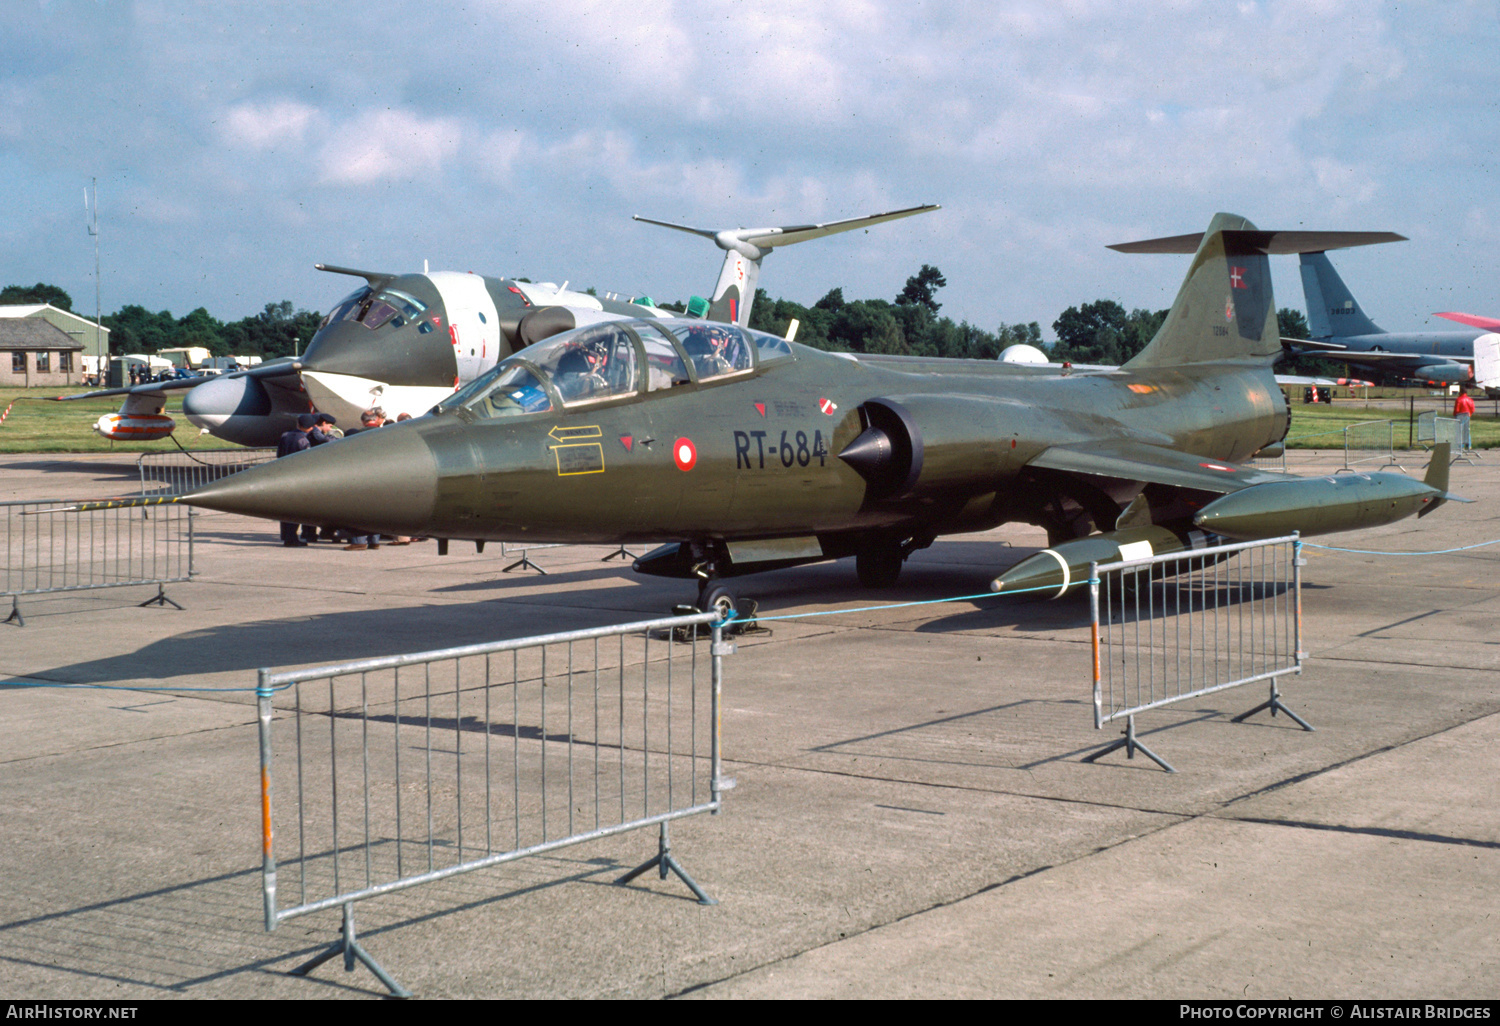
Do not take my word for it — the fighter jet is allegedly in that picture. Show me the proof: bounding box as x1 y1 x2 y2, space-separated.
171 213 1462 609
56 206 938 447
1285 250 1500 389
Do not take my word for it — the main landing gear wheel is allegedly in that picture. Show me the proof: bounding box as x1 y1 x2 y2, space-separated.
698 582 737 619
856 541 904 588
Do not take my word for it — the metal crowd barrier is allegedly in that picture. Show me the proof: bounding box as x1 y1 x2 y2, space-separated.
256 609 732 997
497 539 638 573
1284 421 1402 472
1086 534 1307 772
1 498 194 625
137 447 276 495
1416 412 1476 463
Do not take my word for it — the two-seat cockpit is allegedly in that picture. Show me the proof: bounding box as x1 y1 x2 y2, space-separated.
444 320 795 420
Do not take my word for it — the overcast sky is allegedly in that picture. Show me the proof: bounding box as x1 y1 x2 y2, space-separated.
2 0 1496 339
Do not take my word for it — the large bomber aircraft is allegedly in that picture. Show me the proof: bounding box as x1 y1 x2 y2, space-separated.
1286 250 1500 392
170 213 1463 610
59 206 938 446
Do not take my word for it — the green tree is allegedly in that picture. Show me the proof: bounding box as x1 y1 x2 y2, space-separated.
1 282 74 311
895 265 946 313
1278 307 1309 340
1052 299 1130 364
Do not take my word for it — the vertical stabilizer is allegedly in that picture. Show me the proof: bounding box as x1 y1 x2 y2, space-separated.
1299 252 1383 339
1121 213 1282 369
706 247 760 325
1473 333 1500 391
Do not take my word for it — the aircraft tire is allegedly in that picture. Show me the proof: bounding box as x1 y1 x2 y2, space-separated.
856 543 903 588
698 583 737 620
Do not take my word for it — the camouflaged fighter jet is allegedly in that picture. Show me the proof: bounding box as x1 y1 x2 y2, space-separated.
54 205 937 446
175 213 1465 609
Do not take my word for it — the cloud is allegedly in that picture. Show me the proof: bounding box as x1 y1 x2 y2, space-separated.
316 108 465 186
219 100 322 152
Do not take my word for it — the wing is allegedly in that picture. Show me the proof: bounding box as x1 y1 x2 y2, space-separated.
53 357 302 403
1028 439 1286 495
1434 311 1500 331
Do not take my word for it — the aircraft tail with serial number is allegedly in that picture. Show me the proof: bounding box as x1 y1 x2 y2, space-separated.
1111 215 1405 370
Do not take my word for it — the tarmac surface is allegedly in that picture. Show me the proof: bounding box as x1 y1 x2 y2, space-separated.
1 448 1497 1000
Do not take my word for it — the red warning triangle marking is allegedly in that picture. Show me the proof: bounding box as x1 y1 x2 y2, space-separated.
620 435 633 451
754 402 766 417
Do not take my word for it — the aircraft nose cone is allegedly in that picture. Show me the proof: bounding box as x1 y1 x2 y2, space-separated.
185 425 438 534
302 319 456 387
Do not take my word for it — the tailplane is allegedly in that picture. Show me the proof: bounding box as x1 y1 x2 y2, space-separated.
635 204 940 327
1111 216 1404 370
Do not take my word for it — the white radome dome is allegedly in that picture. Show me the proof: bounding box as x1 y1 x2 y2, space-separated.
998 344 1049 364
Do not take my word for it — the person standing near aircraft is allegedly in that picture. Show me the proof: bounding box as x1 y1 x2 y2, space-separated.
1454 387 1476 449
275 413 319 547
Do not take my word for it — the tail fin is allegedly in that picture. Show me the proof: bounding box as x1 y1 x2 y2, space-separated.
1120 213 1282 369
1299 252 1383 339
1474 333 1500 391
635 204 939 327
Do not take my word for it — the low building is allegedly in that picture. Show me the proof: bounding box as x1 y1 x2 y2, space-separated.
0 318 87 387
0 304 109 386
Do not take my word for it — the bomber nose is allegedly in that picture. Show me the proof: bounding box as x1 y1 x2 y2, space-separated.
185 423 439 535
301 319 457 387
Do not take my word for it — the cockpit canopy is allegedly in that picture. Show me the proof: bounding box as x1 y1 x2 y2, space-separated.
318 285 430 333
446 319 794 420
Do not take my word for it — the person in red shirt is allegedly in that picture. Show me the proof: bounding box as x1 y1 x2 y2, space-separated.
1454 387 1476 449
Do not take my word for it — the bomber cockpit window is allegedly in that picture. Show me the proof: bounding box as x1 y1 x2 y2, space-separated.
319 286 372 330
357 288 429 330
669 324 753 381
458 363 553 419
524 323 640 405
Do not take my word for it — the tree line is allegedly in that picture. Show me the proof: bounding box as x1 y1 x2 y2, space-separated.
0 283 322 360
3 273 1318 368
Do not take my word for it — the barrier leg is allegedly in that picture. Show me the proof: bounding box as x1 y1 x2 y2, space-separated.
616 821 717 905
1232 679 1314 732
138 584 184 611
4 596 23 627
502 551 547 575
290 903 411 999
1082 715 1176 773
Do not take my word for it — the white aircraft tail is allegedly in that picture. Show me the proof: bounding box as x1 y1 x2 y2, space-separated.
634 204 939 326
1472 332 1500 392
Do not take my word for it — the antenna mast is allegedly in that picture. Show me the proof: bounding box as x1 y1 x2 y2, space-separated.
85 179 102 374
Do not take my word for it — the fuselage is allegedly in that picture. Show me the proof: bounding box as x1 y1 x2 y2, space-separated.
190 323 1288 549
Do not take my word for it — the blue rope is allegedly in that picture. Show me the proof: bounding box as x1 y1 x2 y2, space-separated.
4 684 294 693
731 581 1060 624
1303 538 1500 556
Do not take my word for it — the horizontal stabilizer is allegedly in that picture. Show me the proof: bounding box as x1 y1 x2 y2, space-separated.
1281 336 1347 353
634 204 940 253
1028 439 1286 494
1109 230 1406 255
1435 311 1500 331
